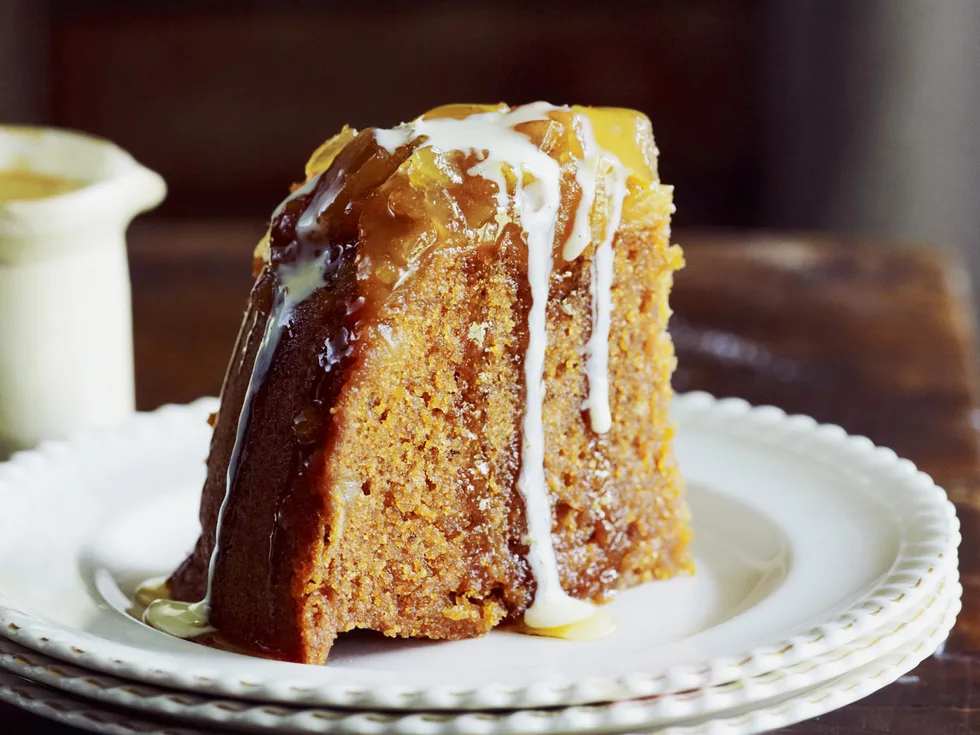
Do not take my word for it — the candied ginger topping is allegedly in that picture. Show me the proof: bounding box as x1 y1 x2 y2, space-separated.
152 103 660 637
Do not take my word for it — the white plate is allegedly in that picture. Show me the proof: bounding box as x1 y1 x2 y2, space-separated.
0 394 959 710
0 576 960 734
0 597 958 735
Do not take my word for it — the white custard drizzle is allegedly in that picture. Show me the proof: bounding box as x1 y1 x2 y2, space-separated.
564 116 602 263
580 184 627 431
143 103 632 637
272 173 319 220
564 114 627 434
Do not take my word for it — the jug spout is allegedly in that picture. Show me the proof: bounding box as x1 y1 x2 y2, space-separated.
111 157 167 225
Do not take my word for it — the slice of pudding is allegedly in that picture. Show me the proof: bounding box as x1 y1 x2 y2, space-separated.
152 103 691 664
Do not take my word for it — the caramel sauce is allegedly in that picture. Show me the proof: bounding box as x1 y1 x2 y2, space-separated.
259 103 655 316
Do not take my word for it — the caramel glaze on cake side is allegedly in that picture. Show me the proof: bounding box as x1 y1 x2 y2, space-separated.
161 103 692 664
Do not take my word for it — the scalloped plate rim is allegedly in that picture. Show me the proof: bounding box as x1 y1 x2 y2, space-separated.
0 392 961 711
0 599 958 735
0 577 961 735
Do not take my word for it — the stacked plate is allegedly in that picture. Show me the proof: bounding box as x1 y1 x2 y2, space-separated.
0 393 960 735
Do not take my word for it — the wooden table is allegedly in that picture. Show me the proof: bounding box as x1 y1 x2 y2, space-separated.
3 221 979 733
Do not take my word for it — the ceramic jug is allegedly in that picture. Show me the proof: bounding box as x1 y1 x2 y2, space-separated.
0 126 166 458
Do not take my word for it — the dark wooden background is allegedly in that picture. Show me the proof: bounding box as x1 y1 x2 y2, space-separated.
6 0 764 227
